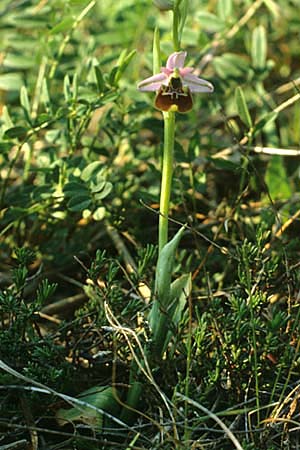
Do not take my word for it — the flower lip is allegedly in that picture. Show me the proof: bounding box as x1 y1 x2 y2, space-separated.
155 79 193 113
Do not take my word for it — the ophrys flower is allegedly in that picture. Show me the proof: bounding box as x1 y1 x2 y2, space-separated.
137 51 214 113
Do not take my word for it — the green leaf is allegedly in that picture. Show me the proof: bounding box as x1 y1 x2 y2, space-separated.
63 75 72 101
32 184 54 200
217 0 232 19
213 53 250 79
155 226 185 304
0 73 23 91
35 113 51 126
112 49 136 85
1 106 14 129
7 17 49 30
93 182 112 200
67 195 92 212
81 161 103 182
93 65 105 94
170 273 192 312
263 0 280 19
161 273 192 354
72 73 78 101
92 206 106 221
41 79 51 111
253 111 278 135
63 181 89 196
20 86 31 122
149 226 186 340
208 156 240 171
56 386 120 428
90 180 106 193
197 11 225 32
4 53 36 69
4 126 28 139
0 142 12 154
265 155 292 200
49 18 74 35
251 25 267 70
101 91 119 104
235 86 253 129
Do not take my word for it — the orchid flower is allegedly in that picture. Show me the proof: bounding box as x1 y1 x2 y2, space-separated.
137 51 214 113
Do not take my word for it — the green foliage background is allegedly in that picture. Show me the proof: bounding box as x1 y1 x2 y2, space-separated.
1 0 300 449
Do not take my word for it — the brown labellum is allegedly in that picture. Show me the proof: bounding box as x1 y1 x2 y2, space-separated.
154 76 193 113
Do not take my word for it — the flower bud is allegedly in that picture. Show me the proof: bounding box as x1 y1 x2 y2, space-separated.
152 0 174 11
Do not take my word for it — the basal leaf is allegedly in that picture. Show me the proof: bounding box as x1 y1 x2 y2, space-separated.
160 273 192 354
149 226 186 343
56 386 120 428
154 226 186 306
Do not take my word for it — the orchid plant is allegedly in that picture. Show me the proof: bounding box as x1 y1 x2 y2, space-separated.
120 20 214 423
58 1 214 428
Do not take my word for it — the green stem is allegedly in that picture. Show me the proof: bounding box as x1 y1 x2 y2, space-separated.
159 111 176 254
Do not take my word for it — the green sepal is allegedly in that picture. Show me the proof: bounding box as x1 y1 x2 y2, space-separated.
153 26 161 75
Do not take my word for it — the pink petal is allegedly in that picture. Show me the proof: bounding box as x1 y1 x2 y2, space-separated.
179 67 194 76
182 73 214 93
137 72 168 91
166 51 187 70
161 67 173 76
